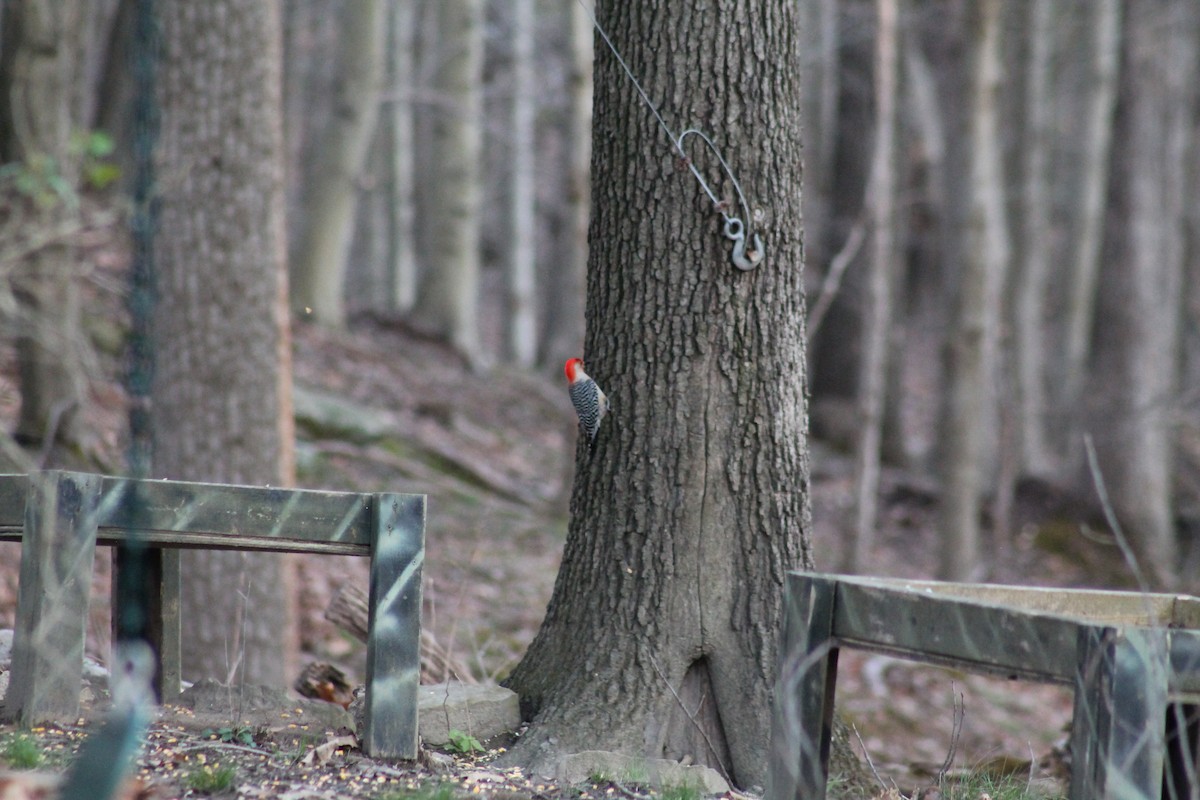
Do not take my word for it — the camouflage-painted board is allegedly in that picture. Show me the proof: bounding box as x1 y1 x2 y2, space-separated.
768 572 1200 800
0 471 425 760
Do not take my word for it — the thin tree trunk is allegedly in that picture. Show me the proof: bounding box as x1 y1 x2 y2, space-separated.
798 0 840 270
1014 0 1054 478
1063 0 1121 436
1092 0 1194 588
938 0 1008 581
847 0 900 573
155 0 297 686
506 0 537 366
410 0 483 360
538 0 590 368
386 0 418 313
290 1 387 327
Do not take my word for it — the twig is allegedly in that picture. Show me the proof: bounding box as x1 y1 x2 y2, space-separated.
807 214 867 341
646 653 731 784
850 723 892 791
1082 433 1150 593
936 686 964 784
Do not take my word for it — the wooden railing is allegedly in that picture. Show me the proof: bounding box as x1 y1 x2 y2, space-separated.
769 572 1200 800
0 470 425 759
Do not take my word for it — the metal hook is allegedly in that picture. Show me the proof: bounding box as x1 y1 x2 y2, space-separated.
677 129 765 272
723 216 764 271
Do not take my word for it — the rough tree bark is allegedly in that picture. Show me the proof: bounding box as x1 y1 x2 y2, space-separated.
938 0 1008 581
502 2 812 790
289 0 387 327
154 0 298 685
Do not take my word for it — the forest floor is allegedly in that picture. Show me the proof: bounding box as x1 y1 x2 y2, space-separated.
0 228 1158 798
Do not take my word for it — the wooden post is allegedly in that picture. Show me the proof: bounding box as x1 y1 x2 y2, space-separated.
5 471 101 725
113 547 181 702
1072 627 1169 800
768 574 839 800
363 493 425 759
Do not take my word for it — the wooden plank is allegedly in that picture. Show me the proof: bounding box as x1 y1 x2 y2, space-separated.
832 580 1082 683
5 472 101 725
93 476 375 552
1070 627 1169 800
824 573 1200 629
363 493 425 760
768 574 838 800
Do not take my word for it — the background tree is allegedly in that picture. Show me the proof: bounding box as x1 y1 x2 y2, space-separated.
846 0 901 573
0 2 105 454
503 1 811 789
153 0 297 685
289 1 387 328
937 0 1008 581
409 0 484 360
1089 0 1198 588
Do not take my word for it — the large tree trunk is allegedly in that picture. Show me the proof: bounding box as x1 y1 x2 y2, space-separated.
154 0 298 686
289 1 387 327
938 0 1008 581
1090 0 1195 588
502 2 811 790
410 0 483 360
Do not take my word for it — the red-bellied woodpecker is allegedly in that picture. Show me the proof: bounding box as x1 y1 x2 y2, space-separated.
565 357 609 454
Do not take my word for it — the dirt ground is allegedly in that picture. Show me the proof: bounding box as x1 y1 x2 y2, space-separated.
0 233 1154 798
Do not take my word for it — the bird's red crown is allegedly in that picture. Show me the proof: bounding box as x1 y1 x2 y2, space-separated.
564 358 584 383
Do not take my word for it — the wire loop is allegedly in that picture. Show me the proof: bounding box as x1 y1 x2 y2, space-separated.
578 1 765 271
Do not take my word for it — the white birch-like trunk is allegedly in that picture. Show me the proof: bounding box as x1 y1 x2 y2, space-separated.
938 0 1008 581
289 1 387 327
1014 0 1054 477
411 0 483 360
506 0 538 366
847 0 900 573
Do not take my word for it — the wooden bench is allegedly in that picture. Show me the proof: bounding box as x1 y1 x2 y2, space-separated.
0 470 425 759
768 572 1200 800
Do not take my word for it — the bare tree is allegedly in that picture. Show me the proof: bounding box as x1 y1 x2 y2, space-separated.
538 0 590 369
938 0 1008 581
846 0 900 573
410 0 483 360
154 0 298 685
386 0 419 313
1090 0 1196 587
1062 0 1121 441
1013 0 1054 478
290 1 387 327
506 0 537 366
